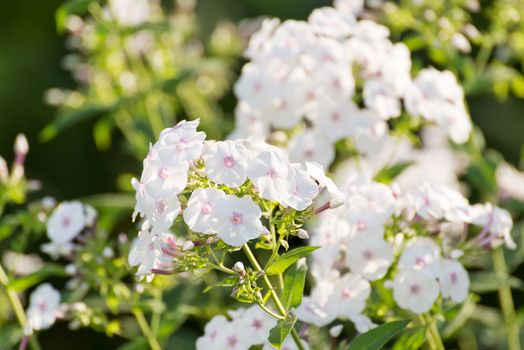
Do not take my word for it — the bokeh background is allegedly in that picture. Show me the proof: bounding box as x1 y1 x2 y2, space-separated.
1 0 523 348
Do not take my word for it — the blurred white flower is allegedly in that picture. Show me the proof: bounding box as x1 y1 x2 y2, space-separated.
47 201 86 244
496 162 524 201
439 259 469 302
345 235 394 281
393 268 439 314
398 237 441 278
26 284 61 331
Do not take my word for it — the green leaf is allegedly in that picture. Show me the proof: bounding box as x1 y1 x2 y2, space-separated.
392 327 426 350
0 324 23 350
374 161 414 184
81 193 135 210
469 271 524 293
349 320 410 350
40 105 113 142
93 118 113 151
9 264 66 292
116 337 148 350
266 246 319 276
203 276 238 293
392 327 425 350
505 223 524 271
281 258 307 309
268 315 297 350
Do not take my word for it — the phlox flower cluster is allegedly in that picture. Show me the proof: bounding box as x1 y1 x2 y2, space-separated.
196 305 308 350
230 1 472 167
41 201 97 259
129 119 342 280
299 175 515 328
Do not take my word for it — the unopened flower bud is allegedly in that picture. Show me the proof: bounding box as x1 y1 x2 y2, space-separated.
329 196 345 209
0 156 8 183
329 324 343 338
135 284 145 294
84 205 97 226
41 196 56 210
183 240 195 251
233 261 245 276
390 182 401 198
118 233 128 244
14 134 29 163
65 263 78 276
23 323 33 336
103 247 114 259
297 228 309 239
450 249 464 260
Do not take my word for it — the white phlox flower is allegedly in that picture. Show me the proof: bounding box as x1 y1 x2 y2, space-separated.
439 259 469 302
393 268 439 314
398 237 441 278
26 283 61 331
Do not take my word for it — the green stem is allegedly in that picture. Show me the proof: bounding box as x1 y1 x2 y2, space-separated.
242 244 305 350
493 247 521 350
150 290 162 336
421 314 445 350
207 246 235 274
132 308 162 350
257 301 285 320
0 264 42 350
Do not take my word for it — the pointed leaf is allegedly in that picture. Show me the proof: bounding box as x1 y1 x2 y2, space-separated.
268 315 297 350
282 258 307 309
9 264 66 292
374 161 414 184
266 246 319 276
349 319 410 350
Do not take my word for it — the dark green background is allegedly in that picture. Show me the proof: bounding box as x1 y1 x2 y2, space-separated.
0 1 523 349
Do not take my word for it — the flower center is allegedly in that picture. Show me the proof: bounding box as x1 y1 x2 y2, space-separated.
37 301 47 312
223 155 236 168
155 200 166 214
231 212 243 225
158 167 168 180
251 319 263 330
355 221 367 232
322 54 334 63
62 217 71 228
341 287 352 299
415 257 426 267
409 284 421 295
304 149 314 158
362 250 374 260
227 335 238 347
201 202 212 215
266 168 277 179
331 111 341 121
175 138 188 151
450 272 458 285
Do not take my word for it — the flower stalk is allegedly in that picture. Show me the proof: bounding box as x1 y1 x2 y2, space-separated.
492 247 521 350
242 244 305 350
0 263 42 350
421 313 445 350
